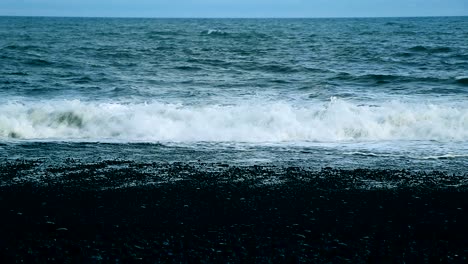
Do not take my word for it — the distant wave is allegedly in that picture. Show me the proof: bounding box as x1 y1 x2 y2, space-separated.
333 72 444 84
25 58 53 66
185 57 300 73
408 45 452 54
0 98 466 142
6 71 29 76
455 76 468 86
200 29 268 40
261 64 300 73
173 65 203 71
146 30 186 40
343 152 403 158
201 29 228 36
420 154 468 160
1 44 43 51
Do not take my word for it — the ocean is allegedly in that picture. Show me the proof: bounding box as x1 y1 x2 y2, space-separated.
0 16 467 172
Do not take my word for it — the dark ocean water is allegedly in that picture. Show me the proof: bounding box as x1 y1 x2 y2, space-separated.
0 16 467 171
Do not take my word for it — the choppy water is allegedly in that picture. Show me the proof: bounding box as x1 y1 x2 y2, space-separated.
1 16 467 171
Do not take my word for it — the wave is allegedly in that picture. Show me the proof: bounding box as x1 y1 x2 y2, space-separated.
1 44 44 51
0 98 466 142
408 45 452 54
173 65 203 71
25 58 53 66
7 71 29 76
258 64 300 74
343 152 403 158
202 29 228 36
200 29 268 40
333 72 443 84
146 30 186 40
455 76 468 86
420 154 468 160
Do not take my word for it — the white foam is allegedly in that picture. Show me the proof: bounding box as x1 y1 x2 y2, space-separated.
0 98 467 142
343 152 404 158
204 29 227 35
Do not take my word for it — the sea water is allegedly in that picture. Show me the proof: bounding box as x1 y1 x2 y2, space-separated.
0 16 467 172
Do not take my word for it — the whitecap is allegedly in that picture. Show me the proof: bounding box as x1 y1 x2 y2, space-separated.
0 98 466 142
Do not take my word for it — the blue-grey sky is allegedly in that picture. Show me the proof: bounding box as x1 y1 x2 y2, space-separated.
1 0 467 18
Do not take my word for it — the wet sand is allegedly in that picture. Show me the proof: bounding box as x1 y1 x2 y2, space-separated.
1 160 467 263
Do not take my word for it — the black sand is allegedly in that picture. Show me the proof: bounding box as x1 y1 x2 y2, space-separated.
1 160 467 263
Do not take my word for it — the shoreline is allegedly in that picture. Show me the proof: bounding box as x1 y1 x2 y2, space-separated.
1 161 468 262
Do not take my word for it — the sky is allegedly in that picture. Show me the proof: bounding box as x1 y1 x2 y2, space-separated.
0 0 467 18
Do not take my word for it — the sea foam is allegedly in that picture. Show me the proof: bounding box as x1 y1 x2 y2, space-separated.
0 98 466 142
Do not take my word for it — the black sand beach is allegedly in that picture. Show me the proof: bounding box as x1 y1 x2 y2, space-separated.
1 160 467 263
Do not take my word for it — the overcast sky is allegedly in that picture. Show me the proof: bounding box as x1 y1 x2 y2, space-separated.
1 0 467 18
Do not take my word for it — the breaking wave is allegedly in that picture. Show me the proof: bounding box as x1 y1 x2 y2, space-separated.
0 98 466 142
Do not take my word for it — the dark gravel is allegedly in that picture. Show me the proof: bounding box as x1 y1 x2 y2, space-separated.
1 160 468 263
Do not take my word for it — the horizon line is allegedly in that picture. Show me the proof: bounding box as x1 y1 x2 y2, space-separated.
1 14 467 19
